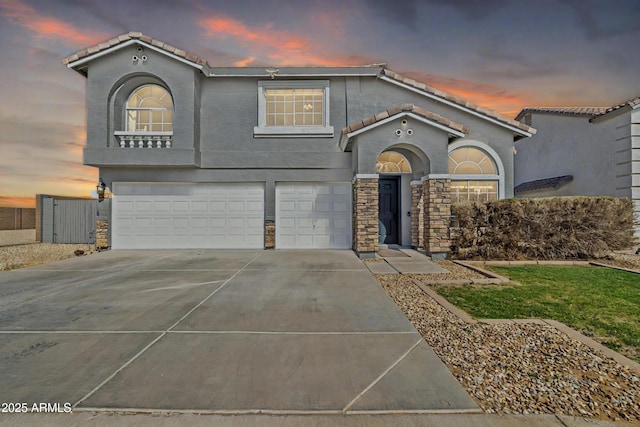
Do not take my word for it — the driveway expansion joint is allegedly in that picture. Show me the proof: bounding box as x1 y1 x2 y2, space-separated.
342 337 424 413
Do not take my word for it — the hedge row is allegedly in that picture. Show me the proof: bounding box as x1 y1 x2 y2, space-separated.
450 197 636 259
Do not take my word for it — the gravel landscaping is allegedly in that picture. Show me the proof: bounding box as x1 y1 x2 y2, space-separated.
0 243 96 271
377 274 640 423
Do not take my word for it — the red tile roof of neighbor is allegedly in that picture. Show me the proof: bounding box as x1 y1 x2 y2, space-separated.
593 96 640 118
517 106 609 117
517 97 640 122
63 32 535 135
341 104 469 135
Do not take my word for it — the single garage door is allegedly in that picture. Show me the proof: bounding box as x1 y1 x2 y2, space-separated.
276 182 351 249
112 183 264 249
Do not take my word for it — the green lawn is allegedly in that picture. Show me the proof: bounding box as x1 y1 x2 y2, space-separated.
433 265 640 362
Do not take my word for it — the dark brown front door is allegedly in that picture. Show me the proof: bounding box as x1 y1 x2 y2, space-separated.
378 177 399 244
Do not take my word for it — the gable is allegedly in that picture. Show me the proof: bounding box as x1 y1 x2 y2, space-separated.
339 104 467 152
64 32 210 76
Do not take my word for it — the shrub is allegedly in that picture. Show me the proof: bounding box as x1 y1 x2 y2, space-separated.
451 197 636 259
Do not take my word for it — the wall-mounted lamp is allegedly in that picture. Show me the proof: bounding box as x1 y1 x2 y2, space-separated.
97 178 106 202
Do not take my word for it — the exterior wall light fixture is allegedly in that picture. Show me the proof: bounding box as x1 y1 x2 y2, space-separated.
97 178 107 202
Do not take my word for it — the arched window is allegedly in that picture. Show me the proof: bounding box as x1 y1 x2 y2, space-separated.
448 146 499 202
376 151 412 173
126 85 173 132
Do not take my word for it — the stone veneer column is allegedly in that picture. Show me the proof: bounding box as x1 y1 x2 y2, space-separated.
264 220 275 249
422 177 452 259
410 181 424 249
96 219 109 249
96 198 110 249
352 176 379 257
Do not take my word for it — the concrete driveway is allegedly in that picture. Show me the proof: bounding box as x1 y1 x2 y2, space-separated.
0 250 478 414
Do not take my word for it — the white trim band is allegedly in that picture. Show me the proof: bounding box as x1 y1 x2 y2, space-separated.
421 174 451 182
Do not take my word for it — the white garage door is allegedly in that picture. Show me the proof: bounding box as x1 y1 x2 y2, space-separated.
112 183 264 249
276 182 351 249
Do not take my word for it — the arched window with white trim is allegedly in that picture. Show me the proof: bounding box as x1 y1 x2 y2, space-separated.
126 84 173 132
376 151 412 173
448 146 500 202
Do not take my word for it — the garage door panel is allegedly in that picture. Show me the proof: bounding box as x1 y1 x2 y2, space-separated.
113 183 264 249
276 183 352 249
192 201 208 211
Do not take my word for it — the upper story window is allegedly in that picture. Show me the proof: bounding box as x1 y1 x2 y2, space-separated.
126 84 173 133
255 80 334 137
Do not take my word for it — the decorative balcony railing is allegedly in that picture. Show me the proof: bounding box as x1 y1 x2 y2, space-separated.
114 131 173 148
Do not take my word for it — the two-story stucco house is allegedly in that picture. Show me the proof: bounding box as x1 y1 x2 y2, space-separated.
514 99 640 236
64 32 534 258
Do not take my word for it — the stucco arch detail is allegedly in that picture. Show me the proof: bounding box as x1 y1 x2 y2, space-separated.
109 73 174 146
376 143 431 178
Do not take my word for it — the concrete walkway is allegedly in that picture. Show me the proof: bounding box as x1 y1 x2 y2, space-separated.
0 249 477 415
365 248 448 274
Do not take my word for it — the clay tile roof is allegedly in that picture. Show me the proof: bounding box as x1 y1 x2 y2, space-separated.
342 104 469 135
514 175 573 194
517 106 609 117
382 69 534 134
591 95 640 119
62 31 210 69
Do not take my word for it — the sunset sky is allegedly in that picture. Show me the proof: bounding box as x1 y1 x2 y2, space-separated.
1 0 638 208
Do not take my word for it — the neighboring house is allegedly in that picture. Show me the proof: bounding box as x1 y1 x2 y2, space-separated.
514 100 640 235
64 32 534 258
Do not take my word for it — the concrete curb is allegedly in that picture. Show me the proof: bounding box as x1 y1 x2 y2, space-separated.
452 260 510 282
459 259 640 275
589 261 640 275
411 279 640 375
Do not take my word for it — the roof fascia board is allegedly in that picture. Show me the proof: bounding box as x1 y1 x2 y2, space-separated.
67 40 205 72
380 75 532 137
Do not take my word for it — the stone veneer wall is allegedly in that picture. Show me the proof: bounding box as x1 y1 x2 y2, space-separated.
265 220 275 249
96 219 109 249
422 178 452 257
352 177 379 254
410 183 424 248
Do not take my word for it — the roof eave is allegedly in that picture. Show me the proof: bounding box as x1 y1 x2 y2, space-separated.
339 112 467 152
65 39 208 76
590 103 637 123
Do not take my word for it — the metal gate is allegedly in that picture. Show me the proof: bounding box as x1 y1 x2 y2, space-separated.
41 198 97 244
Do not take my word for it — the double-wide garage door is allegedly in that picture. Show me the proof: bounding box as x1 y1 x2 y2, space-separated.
112 183 264 249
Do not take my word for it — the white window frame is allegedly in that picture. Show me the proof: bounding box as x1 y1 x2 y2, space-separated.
448 141 505 200
254 80 334 138
123 84 174 133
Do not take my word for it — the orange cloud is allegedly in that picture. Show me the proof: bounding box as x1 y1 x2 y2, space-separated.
200 15 309 52
199 14 357 66
0 196 35 208
401 71 529 117
233 56 255 67
0 0 106 46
